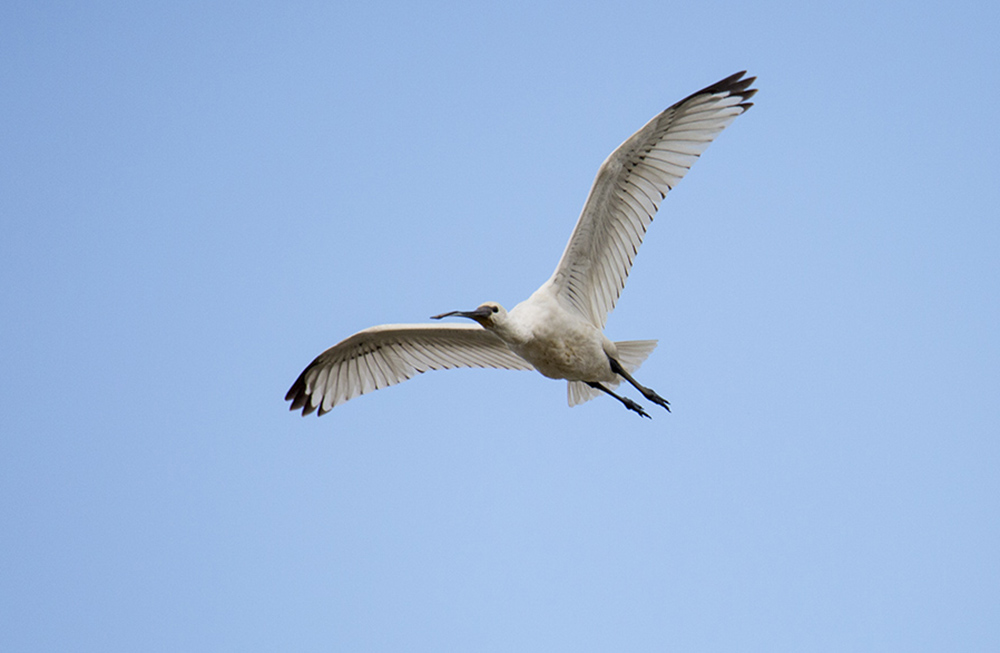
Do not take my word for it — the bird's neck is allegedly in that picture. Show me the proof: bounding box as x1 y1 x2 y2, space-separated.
487 316 531 347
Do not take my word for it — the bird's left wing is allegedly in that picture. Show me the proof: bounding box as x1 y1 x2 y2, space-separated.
286 323 534 416
545 71 756 329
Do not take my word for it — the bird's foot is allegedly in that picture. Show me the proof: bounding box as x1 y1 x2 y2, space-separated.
642 390 671 412
623 397 651 419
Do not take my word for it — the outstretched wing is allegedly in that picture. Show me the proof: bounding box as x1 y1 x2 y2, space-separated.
546 71 756 328
286 323 535 415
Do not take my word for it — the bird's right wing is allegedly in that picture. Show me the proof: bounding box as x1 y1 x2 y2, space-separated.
286 323 534 415
545 71 756 328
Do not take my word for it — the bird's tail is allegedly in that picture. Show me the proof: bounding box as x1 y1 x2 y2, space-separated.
567 339 659 407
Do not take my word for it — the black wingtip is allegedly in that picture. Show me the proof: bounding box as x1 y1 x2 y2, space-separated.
286 370 320 416
695 71 758 106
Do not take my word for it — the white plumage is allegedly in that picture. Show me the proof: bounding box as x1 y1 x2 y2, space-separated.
294 324 534 415
287 71 756 417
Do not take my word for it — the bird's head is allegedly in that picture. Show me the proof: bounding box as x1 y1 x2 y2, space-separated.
431 301 507 328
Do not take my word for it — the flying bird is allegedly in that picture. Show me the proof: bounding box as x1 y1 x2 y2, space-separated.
287 71 756 418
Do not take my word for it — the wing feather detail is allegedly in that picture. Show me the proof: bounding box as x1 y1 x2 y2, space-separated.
545 71 756 328
285 323 535 415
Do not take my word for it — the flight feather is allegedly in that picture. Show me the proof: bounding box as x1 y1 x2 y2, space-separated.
286 324 534 416
545 71 756 328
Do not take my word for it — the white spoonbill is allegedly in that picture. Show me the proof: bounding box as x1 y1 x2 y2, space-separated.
287 71 756 418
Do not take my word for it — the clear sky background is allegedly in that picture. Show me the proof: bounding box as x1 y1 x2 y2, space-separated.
2 1 998 650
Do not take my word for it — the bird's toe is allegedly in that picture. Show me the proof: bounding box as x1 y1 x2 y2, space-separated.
643 390 671 412
623 397 651 419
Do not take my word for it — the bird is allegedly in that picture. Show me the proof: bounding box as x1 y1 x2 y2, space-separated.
286 71 756 418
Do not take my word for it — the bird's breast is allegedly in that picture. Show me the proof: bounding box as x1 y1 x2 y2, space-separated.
506 317 612 383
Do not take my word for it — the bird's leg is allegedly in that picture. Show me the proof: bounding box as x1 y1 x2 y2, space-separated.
609 358 671 412
586 381 650 419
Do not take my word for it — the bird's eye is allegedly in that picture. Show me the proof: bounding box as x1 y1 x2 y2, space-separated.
492 306 499 313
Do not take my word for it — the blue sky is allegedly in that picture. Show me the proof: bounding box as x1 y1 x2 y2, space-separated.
2 1 998 650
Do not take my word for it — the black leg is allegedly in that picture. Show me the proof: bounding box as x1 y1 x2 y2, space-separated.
586 381 650 419
609 358 671 412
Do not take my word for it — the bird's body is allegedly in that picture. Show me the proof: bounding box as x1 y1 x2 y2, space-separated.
496 289 612 383
287 72 756 417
